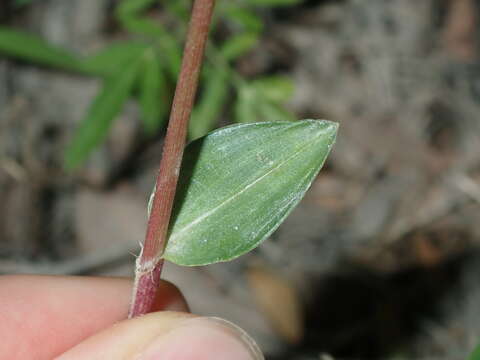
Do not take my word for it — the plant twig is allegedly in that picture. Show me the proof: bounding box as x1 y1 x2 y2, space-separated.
129 0 216 318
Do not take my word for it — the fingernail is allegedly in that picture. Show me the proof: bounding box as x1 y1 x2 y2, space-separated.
138 317 264 360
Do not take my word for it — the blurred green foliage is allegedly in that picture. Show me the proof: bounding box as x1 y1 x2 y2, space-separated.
469 344 480 360
13 0 35 6
0 0 301 169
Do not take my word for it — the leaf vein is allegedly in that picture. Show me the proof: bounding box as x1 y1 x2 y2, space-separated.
168 131 324 243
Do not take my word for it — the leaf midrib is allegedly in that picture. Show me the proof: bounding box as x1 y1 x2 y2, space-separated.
167 129 325 244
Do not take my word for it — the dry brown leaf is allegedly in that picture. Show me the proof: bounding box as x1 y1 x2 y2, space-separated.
247 266 304 344
443 0 477 62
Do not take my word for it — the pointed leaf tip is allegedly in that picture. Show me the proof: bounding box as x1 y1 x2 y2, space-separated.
163 119 338 266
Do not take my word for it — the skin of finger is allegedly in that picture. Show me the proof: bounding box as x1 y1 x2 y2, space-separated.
0 275 187 360
56 311 197 360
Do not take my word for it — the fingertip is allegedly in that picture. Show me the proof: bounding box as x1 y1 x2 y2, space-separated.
58 313 263 360
151 280 189 313
0 275 187 359
57 312 195 359
139 317 264 360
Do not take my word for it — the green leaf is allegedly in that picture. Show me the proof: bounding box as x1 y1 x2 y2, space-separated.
119 17 164 37
116 0 157 18
116 17 181 76
115 0 182 76
189 68 229 139
235 84 257 123
139 49 167 134
223 7 264 33
115 0 168 40
258 100 296 122
0 28 85 72
221 32 259 61
64 61 140 169
14 0 34 7
253 76 294 103
155 33 182 77
235 82 295 123
164 0 190 20
163 120 338 266
246 0 303 7
82 42 148 76
468 344 480 360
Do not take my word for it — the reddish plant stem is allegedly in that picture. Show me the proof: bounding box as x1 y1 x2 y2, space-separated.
129 0 216 318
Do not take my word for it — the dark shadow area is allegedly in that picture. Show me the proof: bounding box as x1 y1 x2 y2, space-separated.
270 251 478 359
166 135 207 235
